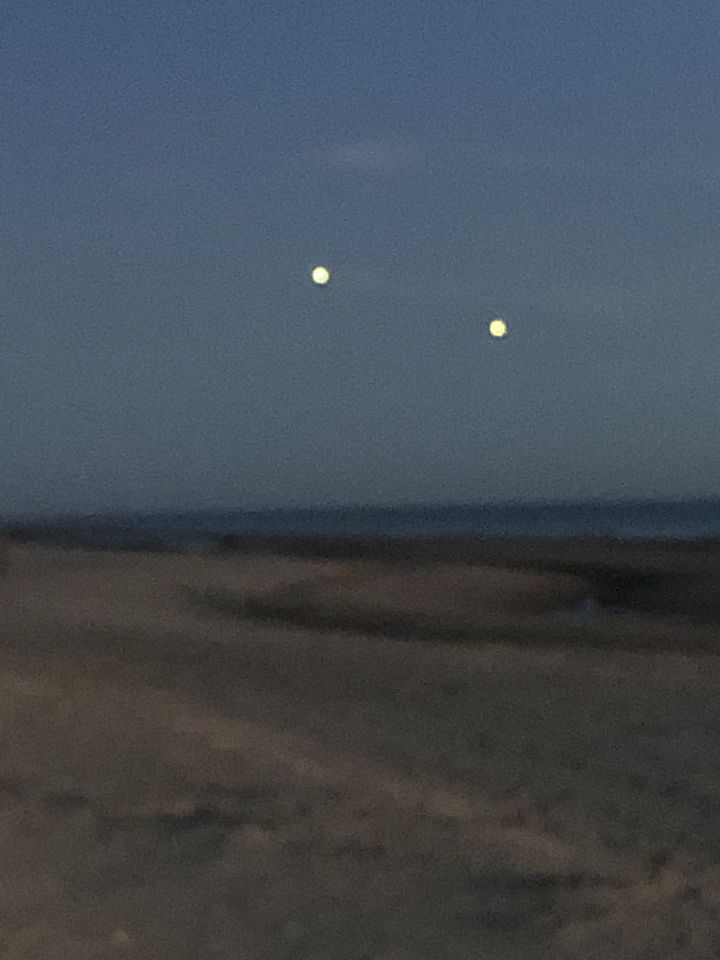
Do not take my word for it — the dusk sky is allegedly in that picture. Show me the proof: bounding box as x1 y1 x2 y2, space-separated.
3 0 720 518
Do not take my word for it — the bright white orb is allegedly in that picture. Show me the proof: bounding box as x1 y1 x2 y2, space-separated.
488 318 508 338
311 265 331 286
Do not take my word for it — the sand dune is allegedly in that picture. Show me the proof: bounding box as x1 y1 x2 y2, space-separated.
1 541 720 958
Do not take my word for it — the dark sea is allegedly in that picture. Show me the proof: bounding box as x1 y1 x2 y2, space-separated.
12 499 720 550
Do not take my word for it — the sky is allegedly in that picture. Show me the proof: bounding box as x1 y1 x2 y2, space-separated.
2 0 720 517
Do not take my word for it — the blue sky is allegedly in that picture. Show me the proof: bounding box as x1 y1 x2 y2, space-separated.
2 0 720 516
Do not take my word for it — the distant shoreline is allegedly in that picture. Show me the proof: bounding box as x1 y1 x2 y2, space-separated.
4 497 720 545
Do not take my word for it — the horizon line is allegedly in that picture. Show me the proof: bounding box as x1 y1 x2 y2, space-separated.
5 494 720 526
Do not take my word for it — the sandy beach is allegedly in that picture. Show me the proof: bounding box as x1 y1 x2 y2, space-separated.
1 537 720 958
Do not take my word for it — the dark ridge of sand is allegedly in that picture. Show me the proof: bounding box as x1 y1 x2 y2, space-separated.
213 533 720 578
214 535 720 623
185 584 720 657
5 528 720 620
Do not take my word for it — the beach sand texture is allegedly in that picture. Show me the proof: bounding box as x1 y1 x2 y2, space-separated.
0 539 720 958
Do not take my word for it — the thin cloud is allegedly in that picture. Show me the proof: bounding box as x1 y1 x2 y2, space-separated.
315 136 589 179
318 138 428 175
324 132 719 187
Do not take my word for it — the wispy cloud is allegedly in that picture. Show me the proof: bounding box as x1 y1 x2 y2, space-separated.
312 135 596 180
315 137 428 175
314 130 720 188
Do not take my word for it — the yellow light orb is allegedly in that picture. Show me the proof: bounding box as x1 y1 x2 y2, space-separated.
311 265 331 286
488 318 508 338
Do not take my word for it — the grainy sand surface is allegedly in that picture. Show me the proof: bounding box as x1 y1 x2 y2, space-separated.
1 541 720 958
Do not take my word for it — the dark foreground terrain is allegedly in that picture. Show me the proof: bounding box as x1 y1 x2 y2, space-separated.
1 537 720 958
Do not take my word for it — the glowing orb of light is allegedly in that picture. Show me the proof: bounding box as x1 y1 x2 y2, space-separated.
311 265 331 286
488 317 508 338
